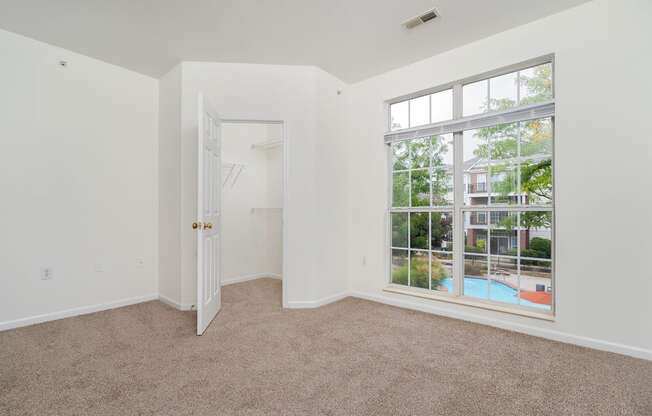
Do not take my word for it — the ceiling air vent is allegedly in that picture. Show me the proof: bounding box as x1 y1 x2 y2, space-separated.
403 8 439 29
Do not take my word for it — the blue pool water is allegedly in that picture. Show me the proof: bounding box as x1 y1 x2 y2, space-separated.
441 277 550 310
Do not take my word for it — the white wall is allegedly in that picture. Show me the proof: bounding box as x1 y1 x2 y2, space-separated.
158 64 182 305
0 29 159 328
221 122 283 283
168 62 349 307
314 70 351 297
345 0 652 359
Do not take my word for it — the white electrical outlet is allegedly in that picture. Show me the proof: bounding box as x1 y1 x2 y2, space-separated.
362 256 367 266
94 263 104 272
136 258 145 267
40 267 54 280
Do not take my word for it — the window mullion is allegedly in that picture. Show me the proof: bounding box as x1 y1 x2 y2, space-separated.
517 121 522 205
407 140 412 287
487 215 492 300
407 212 411 287
387 144 393 285
516 211 522 307
428 213 432 291
487 77 491 113
428 137 433 291
453 131 464 298
516 70 521 105
487 127 493 206
452 83 464 297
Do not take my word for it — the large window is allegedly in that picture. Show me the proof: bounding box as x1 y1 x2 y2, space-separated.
387 57 554 316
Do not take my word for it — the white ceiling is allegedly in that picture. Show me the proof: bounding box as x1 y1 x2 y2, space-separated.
0 0 590 82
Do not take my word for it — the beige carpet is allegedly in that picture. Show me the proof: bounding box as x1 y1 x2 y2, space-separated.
1 278 650 416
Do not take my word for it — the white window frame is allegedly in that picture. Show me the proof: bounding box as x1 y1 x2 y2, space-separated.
385 55 555 320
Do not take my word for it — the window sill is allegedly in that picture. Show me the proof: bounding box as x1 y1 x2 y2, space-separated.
383 284 555 321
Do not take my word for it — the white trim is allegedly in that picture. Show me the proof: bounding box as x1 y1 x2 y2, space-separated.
282 122 289 309
284 291 349 309
384 100 554 143
350 290 652 361
158 294 194 311
0 293 159 332
221 273 282 286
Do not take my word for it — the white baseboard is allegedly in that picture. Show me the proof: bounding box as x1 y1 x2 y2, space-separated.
350 290 652 362
158 294 194 311
285 291 349 309
0 293 159 332
221 272 282 286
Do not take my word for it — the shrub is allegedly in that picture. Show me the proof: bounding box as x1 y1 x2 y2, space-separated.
521 249 540 258
410 256 429 288
529 237 551 257
412 237 428 250
430 257 450 289
391 263 409 285
391 256 450 289
465 245 485 254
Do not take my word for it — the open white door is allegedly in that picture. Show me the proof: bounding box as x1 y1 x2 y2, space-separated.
195 93 222 335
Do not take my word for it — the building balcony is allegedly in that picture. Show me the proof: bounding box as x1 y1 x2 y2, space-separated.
468 212 513 226
469 214 487 225
467 183 487 193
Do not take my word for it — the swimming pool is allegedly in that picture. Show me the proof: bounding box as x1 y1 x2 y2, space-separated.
441 277 550 310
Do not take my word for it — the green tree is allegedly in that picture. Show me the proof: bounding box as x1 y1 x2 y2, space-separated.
431 212 453 251
430 135 453 205
410 212 429 249
391 213 408 247
520 64 553 105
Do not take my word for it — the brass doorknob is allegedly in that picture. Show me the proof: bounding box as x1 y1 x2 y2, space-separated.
192 222 203 229
203 222 213 230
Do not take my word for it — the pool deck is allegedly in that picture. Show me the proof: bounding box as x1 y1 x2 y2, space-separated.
439 275 552 306
485 274 552 305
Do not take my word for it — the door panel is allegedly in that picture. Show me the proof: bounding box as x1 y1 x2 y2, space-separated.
196 93 221 336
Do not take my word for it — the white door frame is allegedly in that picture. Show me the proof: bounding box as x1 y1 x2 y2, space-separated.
220 118 288 309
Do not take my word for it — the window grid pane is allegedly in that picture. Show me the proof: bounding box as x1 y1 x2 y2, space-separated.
409 95 430 128
463 80 488 117
431 134 454 206
431 89 453 123
390 101 408 131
